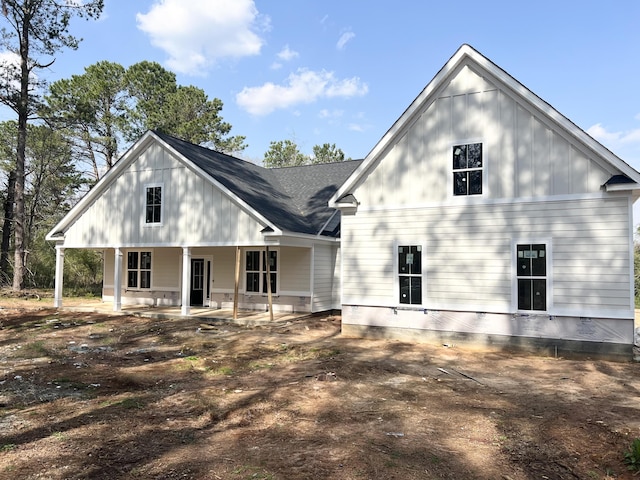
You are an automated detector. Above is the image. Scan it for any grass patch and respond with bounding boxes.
[0,444,16,452]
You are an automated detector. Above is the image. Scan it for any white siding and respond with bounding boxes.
[280,247,311,294]
[62,144,266,248]
[312,243,338,312]
[355,65,613,207]
[342,197,631,317]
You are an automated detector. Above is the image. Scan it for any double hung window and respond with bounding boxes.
[145,185,162,224]
[398,245,422,305]
[516,244,546,311]
[127,251,152,289]
[453,143,483,196]
[245,250,278,294]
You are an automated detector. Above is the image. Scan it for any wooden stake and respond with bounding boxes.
[266,246,274,321]
[233,246,240,320]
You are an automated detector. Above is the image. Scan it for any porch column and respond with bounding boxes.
[181,247,191,316]
[53,246,64,308]
[113,248,122,312]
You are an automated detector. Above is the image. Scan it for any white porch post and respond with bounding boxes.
[181,247,191,316]
[113,248,122,312]
[53,246,65,308]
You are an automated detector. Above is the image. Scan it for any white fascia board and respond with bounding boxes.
[603,182,640,193]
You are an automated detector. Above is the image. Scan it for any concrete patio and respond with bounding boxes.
[57,298,315,326]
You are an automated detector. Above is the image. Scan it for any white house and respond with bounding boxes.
[46,131,362,316]
[48,45,639,358]
[329,44,640,359]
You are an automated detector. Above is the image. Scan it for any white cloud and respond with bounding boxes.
[319,109,344,119]
[587,122,640,161]
[136,0,267,75]
[277,45,299,62]
[236,69,368,116]
[337,31,355,50]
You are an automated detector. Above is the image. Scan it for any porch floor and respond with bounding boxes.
[57,299,313,326]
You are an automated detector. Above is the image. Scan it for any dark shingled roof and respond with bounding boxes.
[154,131,362,237]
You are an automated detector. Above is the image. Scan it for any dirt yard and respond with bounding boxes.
[1,301,639,479]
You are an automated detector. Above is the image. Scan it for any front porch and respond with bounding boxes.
[56,297,315,326]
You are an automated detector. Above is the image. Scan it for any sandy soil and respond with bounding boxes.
[1,303,639,479]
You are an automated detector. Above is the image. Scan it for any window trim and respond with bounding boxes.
[450,140,485,198]
[244,248,279,295]
[143,182,164,227]
[512,239,552,313]
[393,241,426,307]
[126,249,153,290]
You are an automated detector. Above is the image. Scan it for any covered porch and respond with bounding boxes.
[55,296,316,326]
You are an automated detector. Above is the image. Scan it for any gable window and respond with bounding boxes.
[398,245,422,305]
[453,143,483,196]
[145,184,162,224]
[127,251,152,289]
[516,244,546,311]
[245,249,277,294]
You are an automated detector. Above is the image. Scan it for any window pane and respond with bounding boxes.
[409,246,422,275]
[269,251,277,271]
[532,279,546,310]
[128,271,138,288]
[469,171,482,195]
[262,272,277,294]
[153,205,161,223]
[146,187,155,205]
[517,279,531,310]
[153,187,161,204]
[410,277,422,305]
[531,244,546,276]
[140,252,152,270]
[517,245,531,276]
[127,252,138,270]
[246,272,259,292]
[468,143,482,168]
[398,246,409,274]
[140,271,151,289]
[453,172,467,195]
[453,145,467,169]
[246,251,260,271]
[399,276,410,304]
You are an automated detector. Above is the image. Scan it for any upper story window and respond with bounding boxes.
[145,184,162,224]
[453,143,483,196]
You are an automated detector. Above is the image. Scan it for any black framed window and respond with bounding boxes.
[127,251,152,289]
[453,143,483,196]
[245,250,277,294]
[145,185,162,224]
[398,245,422,305]
[516,244,546,311]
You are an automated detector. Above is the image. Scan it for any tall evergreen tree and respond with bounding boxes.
[0,0,103,290]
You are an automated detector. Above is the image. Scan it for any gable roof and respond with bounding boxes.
[47,130,362,242]
[330,44,640,206]
[155,131,362,236]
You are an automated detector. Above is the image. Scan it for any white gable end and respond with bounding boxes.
[60,141,267,248]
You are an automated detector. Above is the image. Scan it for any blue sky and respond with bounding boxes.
[27,0,638,170]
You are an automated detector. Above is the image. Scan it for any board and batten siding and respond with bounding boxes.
[354,65,613,208]
[61,143,266,248]
[341,196,632,318]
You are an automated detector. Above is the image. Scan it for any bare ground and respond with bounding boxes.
[1,301,639,479]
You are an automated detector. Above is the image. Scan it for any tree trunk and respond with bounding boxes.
[12,9,30,292]
[0,169,16,283]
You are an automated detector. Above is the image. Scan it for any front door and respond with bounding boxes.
[190,259,205,306]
